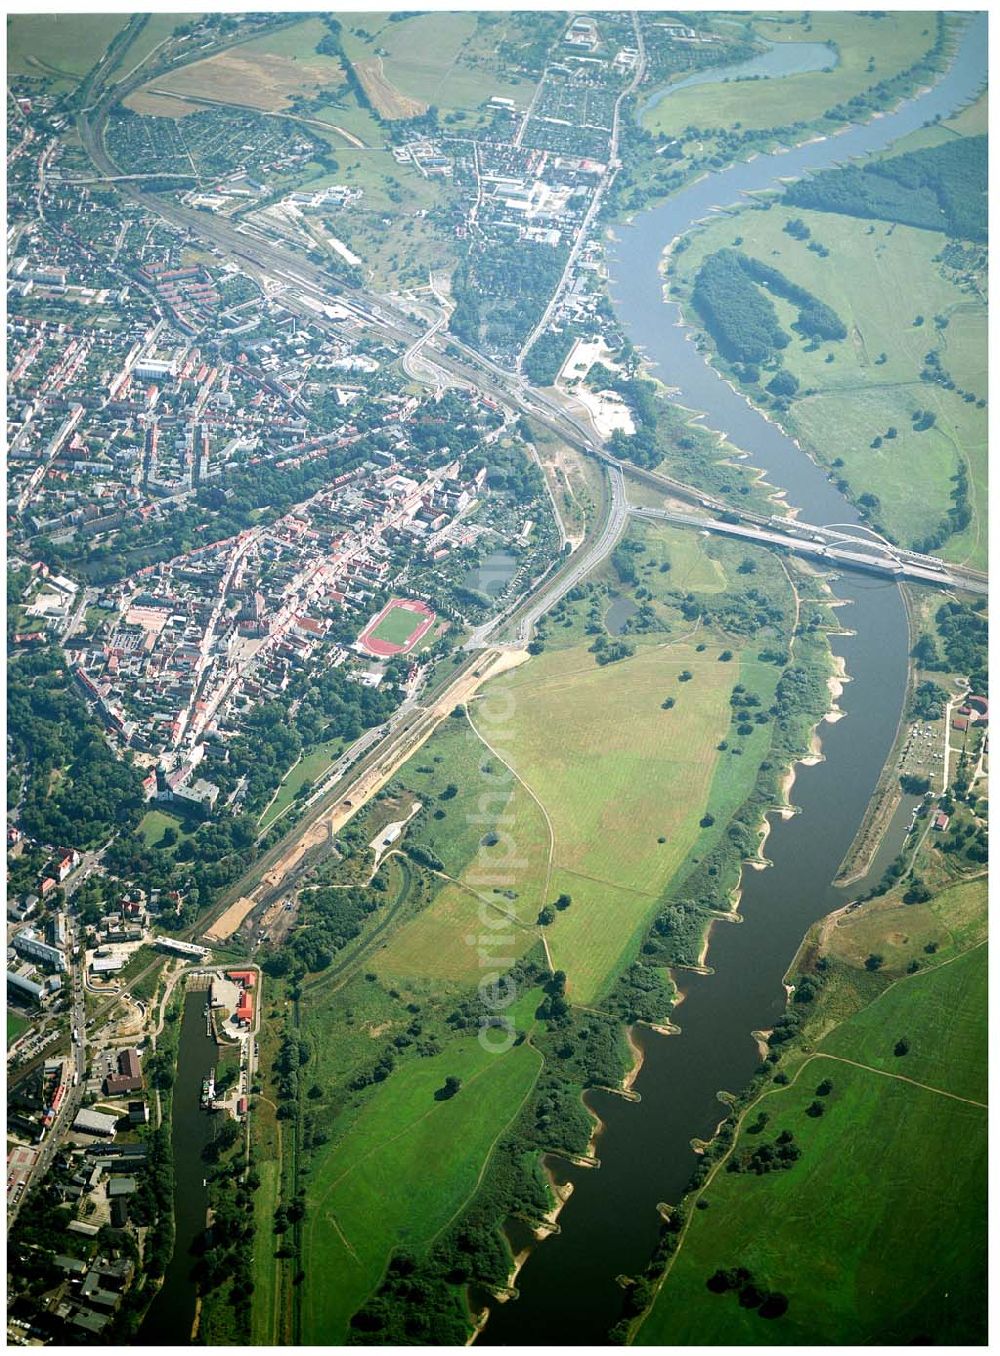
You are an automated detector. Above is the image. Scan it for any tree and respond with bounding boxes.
[894,1037,910,1057]
[554,893,572,911]
[537,905,555,926]
[864,953,884,972]
[436,1075,462,1101]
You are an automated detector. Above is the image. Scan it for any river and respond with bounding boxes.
[479,14,987,1346]
[137,989,218,1346]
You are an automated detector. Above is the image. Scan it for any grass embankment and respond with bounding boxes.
[259,736,346,830]
[635,879,987,1346]
[250,1094,283,1344]
[7,1011,30,1046]
[673,195,986,568]
[643,12,934,141]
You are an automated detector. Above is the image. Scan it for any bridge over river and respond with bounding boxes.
[630,504,988,596]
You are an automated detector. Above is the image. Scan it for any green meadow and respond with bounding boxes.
[7,14,128,82]
[637,929,987,1344]
[300,1004,542,1343]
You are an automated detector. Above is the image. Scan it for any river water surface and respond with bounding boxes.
[480,14,986,1346]
[137,990,218,1346]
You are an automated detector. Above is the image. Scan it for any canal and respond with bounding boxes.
[137,988,218,1346]
[479,13,986,1346]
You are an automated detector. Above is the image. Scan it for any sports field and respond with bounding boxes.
[300,1007,543,1342]
[7,1011,30,1047]
[676,204,987,568]
[358,598,436,658]
[643,12,935,140]
[637,942,987,1345]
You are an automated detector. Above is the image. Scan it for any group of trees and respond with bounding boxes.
[706,1267,790,1320]
[266,881,386,976]
[450,239,569,361]
[8,647,146,849]
[785,134,987,242]
[693,247,847,372]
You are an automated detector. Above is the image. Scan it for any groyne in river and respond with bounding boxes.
[479,15,987,1345]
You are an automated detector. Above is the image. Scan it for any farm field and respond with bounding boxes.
[299,1012,543,1343]
[637,942,987,1345]
[675,204,987,567]
[124,16,345,117]
[7,13,128,82]
[338,11,533,121]
[643,11,935,140]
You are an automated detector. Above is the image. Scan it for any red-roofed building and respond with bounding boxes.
[236,991,253,1027]
[227,970,256,988]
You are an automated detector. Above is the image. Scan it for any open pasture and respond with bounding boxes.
[7,14,128,82]
[485,640,742,999]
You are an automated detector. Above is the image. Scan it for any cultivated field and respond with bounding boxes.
[7,13,128,82]
[339,12,533,120]
[300,1011,542,1342]
[643,12,935,140]
[676,205,987,567]
[124,17,344,117]
[638,941,987,1345]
